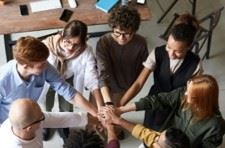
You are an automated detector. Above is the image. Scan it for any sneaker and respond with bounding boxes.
[58,128,70,140]
[43,128,51,141]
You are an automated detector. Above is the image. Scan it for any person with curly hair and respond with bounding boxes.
[95,5,149,139]
[95,5,148,114]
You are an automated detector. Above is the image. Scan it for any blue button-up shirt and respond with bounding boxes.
[0,60,76,123]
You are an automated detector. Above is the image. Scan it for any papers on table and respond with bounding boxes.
[30,0,62,13]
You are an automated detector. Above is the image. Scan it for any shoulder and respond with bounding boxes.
[98,33,112,43]
[0,60,16,82]
[186,51,200,61]
[42,34,60,51]
[168,87,186,100]
[155,45,166,53]
[44,62,59,75]
[77,45,95,60]
[132,34,147,44]
[84,45,94,54]
[210,112,225,129]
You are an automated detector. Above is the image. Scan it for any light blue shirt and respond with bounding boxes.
[0,60,76,123]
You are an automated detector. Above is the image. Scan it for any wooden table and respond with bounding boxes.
[0,0,150,61]
[0,0,150,34]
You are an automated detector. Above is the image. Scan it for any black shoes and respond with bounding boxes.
[58,128,70,141]
[43,128,51,141]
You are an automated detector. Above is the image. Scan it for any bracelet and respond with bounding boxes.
[104,102,114,106]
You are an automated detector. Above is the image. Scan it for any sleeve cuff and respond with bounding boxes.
[132,124,146,138]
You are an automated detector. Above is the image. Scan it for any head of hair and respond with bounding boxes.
[170,23,198,47]
[13,36,49,65]
[164,127,190,148]
[169,14,199,47]
[175,13,199,30]
[9,99,42,129]
[183,74,219,121]
[63,129,104,148]
[108,5,141,32]
[62,20,87,46]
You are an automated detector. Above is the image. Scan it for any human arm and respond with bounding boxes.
[106,124,119,143]
[70,92,97,117]
[101,86,112,103]
[45,63,97,117]
[84,47,104,108]
[101,107,159,147]
[134,87,184,111]
[118,87,185,115]
[132,124,160,147]
[100,106,135,132]
[91,88,104,109]
[119,49,156,106]
[95,36,113,103]
[42,111,88,128]
[119,67,152,106]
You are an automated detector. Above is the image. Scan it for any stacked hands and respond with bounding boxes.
[97,105,121,126]
[88,105,123,131]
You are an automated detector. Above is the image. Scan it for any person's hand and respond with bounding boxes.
[114,106,123,116]
[99,106,120,124]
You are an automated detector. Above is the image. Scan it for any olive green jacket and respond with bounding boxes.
[135,87,225,148]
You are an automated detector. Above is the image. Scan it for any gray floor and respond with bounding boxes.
[0,0,225,147]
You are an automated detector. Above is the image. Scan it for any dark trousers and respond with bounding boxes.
[45,76,74,112]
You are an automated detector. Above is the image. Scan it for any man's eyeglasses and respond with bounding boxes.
[113,30,133,38]
[22,114,45,129]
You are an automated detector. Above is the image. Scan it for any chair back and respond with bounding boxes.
[159,6,224,59]
[194,6,224,59]
[199,7,224,31]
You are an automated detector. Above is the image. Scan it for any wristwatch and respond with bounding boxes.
[104,102,114,106]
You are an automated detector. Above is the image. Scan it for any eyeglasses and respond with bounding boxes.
[62,39,81,50]
[22,114,45,129]
[113,30,133,38]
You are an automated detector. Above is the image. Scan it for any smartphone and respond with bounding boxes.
[59,9,73,22]
[19,5,29,16]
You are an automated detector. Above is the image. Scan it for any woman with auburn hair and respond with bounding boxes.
[118,74,225,147]
[183,75,219,121]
